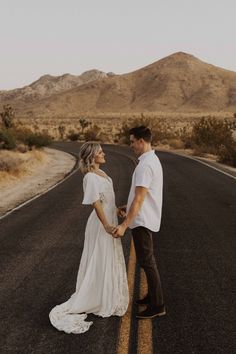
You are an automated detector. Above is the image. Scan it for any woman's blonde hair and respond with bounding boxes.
[79,141,101,174]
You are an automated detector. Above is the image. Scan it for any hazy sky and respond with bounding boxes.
[1,0,235,90]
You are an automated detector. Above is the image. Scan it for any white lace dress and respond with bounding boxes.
[49,172,129,334]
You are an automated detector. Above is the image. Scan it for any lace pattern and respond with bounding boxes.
[49,302,93,334]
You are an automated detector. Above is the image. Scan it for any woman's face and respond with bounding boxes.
[94,146,106,165]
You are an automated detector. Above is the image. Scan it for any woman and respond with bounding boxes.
[49,142,129,334]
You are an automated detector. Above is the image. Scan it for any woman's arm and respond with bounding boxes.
[93,200,115,235]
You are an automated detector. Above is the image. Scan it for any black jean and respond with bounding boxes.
[132,226,164,307]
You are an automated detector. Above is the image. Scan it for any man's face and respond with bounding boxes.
[129,134,144,156]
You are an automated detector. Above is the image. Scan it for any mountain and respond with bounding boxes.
[0,69,111,108]
[1,52,236,117]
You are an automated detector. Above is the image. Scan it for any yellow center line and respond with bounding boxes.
[117,240,136,354]
[137,270,153,354]
[117,240,153,354]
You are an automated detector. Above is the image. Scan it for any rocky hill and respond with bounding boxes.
[0,69,112,108]
[1,52,236,117]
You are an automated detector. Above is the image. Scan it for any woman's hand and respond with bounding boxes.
[112,223,127,238]
[104,224,116,235]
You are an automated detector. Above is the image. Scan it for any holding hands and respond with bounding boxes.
[112,224,127,238]
[113,205,128,238]
[104,224,117,235]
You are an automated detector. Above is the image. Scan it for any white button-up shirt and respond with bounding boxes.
[127,150,163,232]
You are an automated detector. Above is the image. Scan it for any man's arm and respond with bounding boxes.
[117,204,127,218]
[113,187,148,237]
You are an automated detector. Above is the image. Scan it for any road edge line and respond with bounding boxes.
[165,150,236,180]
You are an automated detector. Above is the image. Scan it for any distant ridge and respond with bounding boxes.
[0,69,111,107]
[1,52,236,116]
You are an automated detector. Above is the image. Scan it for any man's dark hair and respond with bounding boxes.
[129,125,152,142]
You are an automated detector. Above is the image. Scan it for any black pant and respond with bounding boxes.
[132,226,164,307]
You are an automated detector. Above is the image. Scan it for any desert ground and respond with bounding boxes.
[0,147,76,216]
[14,112,236,143]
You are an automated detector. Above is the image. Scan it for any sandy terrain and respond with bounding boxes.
[0,148,76,217]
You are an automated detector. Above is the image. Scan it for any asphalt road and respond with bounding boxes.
[0,143,235,354]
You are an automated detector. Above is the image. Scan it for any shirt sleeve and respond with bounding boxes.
[82,173,100,205]
[134,164,153,189]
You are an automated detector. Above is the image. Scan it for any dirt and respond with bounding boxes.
[0,147,76,217]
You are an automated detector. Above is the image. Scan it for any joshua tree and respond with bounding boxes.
[79,118,89,133]
[58,125,65,140]
[0,104,15,128]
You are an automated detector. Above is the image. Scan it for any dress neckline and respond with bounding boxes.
[91,170,111,182]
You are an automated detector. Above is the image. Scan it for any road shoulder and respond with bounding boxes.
[0,147,76,217]
[156,148,236,179]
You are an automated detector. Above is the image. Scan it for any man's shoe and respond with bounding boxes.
[136,304,166,319]
[135,294,151,305]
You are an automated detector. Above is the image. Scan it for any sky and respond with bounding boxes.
[0,0,236,90]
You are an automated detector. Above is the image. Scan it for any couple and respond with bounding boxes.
[49,126,165,334]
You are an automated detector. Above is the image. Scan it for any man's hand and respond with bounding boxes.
[112,223,127,238]
[117,206,126,218]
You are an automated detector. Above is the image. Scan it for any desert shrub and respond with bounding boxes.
[79,118,90,133]
[189,117,236,165]
[179,126,194,149]
[12,127,32,141]
[0,129,16,150]
[67,132,80,141]
[217,144,236,167]
[0,105,15,129]
[151,119,176,144]
[84,125,101,141]
[118,122,132,144]
[11,128,52,149]
[98,132,113,143]
[0,154,20,172]
[118,117,175,145]
[191,117,235,154]
[16,143,29,153]
[168,138,185,149]
[22,132,52,149]
[58,125,66,140]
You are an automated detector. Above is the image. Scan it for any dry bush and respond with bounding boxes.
[186,117,236,165]
[217,144,236,167]
[84,125,101,141]
[190,117,236,155]
[0,129,17,149]
[179,125,193,148]
[14,128,52,149]
[13,115,236,168]
[16,143,29,153]
[0,151,22,173]
[98,132,114,143]
[168,138,185,149]
[67,132,80,141]
[117,116,177,145]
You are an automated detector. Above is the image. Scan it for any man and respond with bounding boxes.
[113,126,165,319]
